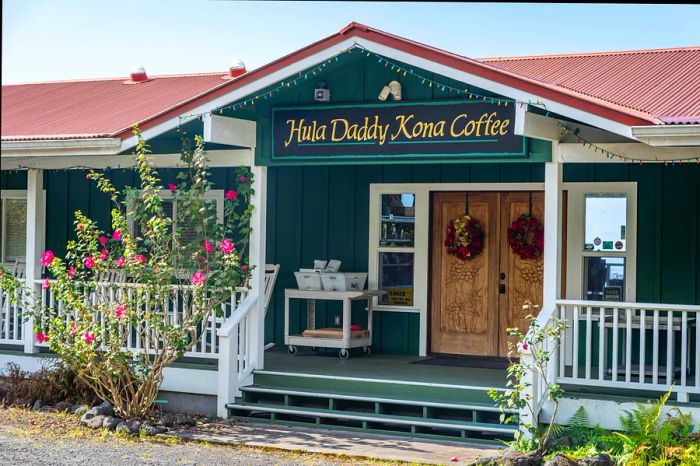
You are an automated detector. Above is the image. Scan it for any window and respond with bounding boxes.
[129,190,224,245]
[566,183,636,303]
[373,192,416,307]
[0,192,27,263]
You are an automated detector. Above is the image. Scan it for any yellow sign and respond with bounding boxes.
[387,288,413,306]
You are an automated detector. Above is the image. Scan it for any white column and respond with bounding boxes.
[248,162,267,371]
[24,168,44,353]
[542,144,562,314]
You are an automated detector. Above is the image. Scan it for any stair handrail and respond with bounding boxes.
[218,293,258,337]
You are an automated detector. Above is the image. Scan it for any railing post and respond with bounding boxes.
[519,349,536,441]
[216,330,235,418]
[248,163,267,371]
[24,168,44,354]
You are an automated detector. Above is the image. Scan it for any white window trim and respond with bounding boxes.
[563,182,637,303]
[127,189,225,234]
[0,189,46,263]
[369,182,544,357]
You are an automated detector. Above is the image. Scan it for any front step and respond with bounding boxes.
[227,371,517,444]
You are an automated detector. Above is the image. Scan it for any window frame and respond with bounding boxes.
[127,189,225,239]
[564,182,637,303]
[0,190,28,264]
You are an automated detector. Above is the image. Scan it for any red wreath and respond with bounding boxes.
[507,214,544,260]
[444,215,485,261]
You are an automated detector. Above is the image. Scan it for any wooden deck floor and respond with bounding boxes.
[261,348,508,389]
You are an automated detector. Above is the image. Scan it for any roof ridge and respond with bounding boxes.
[3,71,228,86]
[478,45,700,62]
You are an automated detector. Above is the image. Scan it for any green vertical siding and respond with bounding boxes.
[0,170,27,189]
[564,163,700,305]
[265,162,546,355]
[41,168,244,260]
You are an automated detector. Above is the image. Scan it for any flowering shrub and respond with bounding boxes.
[488,302,568,452]
[0,126,253,418]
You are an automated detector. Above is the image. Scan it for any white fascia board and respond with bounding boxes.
[0,149,253,170]
[119,37,359,152]
[631,124,700,146]
[360,39,636,140]
[119,37,638,153]
[203,114,257,148]
[1,138,122,157]
[515,106,562,141]
[560,142,700,163]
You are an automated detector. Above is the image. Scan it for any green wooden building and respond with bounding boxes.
[2,23,699,442]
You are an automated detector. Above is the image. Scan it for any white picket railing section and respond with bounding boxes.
[556,300,700,402]
[32,280,248,359]
[0,286,24,345]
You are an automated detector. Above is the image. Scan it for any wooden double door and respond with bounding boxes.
[430,192,544,358]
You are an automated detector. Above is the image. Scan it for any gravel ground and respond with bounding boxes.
[0,427,363,466]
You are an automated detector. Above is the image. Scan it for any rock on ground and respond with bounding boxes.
[85,414,106,429]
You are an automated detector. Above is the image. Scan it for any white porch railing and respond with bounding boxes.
[524,299,700,429]
[28,280,248,359]
[556,299,700,402]
[0,286,25,345]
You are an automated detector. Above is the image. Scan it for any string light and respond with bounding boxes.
[173,41,699,165]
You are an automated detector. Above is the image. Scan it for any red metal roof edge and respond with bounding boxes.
[3,71,229,87]
[478,45,700,62]
[111,22,654,140]
[1,133,112,142]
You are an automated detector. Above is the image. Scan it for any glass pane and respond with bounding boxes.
[378,252,414,306]
[4,199,27,261]
[380,193,415,247]
[584,193,627,252]
[584,256,625,301]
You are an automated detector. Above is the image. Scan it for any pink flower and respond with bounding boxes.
[114,303,127,319]
[84,257,95,269]
[133,254,146,265]
[42,277,50,290]
[168,183,177,193]
[41,250,55,267]
[36,331,49,344]
[203,239,213,254]
[68,266,76,278]
[225,190,237,200]
[99,236,108,247]
[85,173,91,180]
[191,272,206,287]
[0,270,3,278]
[239,175,247,183]
[219,238,234,254]
[241,265,247,272]
[70,323,78,335]
[521,342,529,351]
[100,249,108,260]
[78,224,84,230]
[116,257,125,268]
[112,229,122,241]
[84,331,95,343]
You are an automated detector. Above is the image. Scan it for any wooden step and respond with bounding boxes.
[227,402,517,435]
[241,385,515,413]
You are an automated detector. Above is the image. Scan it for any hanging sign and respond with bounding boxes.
[272,100,527,162]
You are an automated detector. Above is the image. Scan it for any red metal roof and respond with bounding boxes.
[2,72,234,141]
[479,47,700,125]
[2,23,698,143]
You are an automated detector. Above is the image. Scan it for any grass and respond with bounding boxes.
[0,406,428,465]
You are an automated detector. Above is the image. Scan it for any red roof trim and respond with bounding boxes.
[115,22,653,140]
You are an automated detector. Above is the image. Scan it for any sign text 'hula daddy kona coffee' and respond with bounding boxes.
[272,101,526,161]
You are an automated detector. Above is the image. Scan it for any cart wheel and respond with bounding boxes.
[339,348,350,359]
[288,345,298,356]
[363,346,372,356]
[311,346,320,353]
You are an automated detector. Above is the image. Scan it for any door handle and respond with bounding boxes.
[499,284,506,294]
